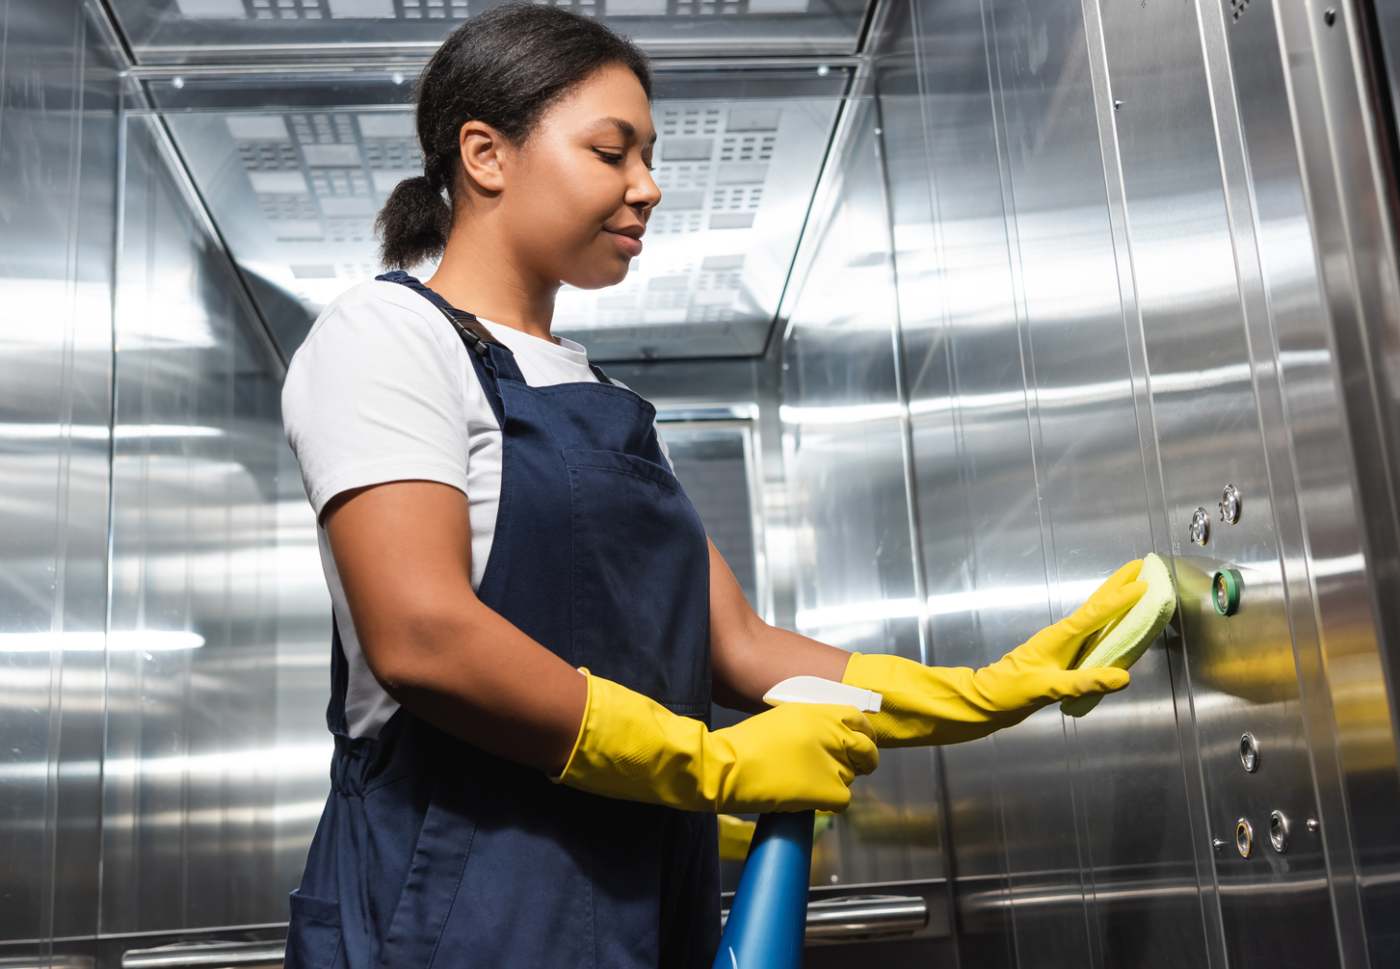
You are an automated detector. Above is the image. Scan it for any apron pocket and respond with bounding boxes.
[562,447,711,717]
[376,773,481,969]
[563,447,680,491]
[286,889,345,969]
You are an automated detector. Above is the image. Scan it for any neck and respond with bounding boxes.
[423,218,561,344]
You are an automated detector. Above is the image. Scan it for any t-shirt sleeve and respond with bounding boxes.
[282,296,470,520]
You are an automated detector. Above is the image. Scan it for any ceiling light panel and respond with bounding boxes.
[112,0,871,64]
[154,68,848,360]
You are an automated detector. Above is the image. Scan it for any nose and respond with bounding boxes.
[633,168,661,210]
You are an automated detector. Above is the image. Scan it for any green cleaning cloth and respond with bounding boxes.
[1061,553,1178,717]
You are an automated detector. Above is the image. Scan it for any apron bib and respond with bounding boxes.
[284,270,719,969]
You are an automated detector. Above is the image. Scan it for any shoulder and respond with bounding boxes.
[282,279,473,424]
[291,278,464,369]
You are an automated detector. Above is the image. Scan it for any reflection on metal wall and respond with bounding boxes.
[770,0,1400,967]
[0,0,329,952]
[661,420,764,611]
[888,0,1213,963]
[101,113,329,933]
[6,0,1400,962]
[1097,1,1342,963]
[778,87,949,896]
[0,0,119,956]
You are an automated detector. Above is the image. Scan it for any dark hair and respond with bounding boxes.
[374,2,653,270]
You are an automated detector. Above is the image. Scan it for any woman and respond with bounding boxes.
[280,4,1143,967]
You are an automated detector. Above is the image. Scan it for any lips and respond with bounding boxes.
[605,229,643,255]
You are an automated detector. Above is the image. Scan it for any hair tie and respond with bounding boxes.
[425,156,450,193]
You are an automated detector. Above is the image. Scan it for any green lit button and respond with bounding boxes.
[1212,568,1243,616]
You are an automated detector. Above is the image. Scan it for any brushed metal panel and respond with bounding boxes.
[865,0,966,957]
[101,114,330,934]
[1197,2,1396,966]
[1267,1,1400,963]
[897,3,1018,965]
[49,9,122,944]
[1078,4,1233,966]
[0,0,118,954]
[1100,1,1344,966]
[779,92,948,893]
[982,2,1214,966]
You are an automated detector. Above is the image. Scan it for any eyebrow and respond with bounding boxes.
[593,116,658,146]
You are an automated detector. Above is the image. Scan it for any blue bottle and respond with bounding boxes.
[711,676,882,969]
[713,811,815,969]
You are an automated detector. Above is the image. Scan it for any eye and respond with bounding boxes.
[595,149,656,172]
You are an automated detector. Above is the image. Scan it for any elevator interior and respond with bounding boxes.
[5,0,1400,967]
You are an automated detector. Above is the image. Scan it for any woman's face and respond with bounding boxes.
[501,62,661,291]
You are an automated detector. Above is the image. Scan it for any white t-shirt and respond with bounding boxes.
[281,278,672,739]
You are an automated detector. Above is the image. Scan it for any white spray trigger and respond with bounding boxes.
[761,675,882,713]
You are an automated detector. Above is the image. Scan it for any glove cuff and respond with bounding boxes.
[549,665,593,784]
[840,650,879,687]
[551,669,722,812]
[841,650,924,693]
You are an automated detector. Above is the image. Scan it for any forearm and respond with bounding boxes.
[712,619,854,713]
[371,601,587,776]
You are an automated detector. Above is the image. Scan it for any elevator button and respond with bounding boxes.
[1269,810,1290,853]
[1235,818,1254,858]
[1213,569,1242,616]
[1189,507,1211,546]
[1218,484,1242,524]
[1239,732,1259,772]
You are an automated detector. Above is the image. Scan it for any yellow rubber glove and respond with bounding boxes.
[841,560,1146,746]
[552,668,879,813]
[716,810,838,861]
[718,814,757,861]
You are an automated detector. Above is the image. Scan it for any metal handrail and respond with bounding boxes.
[798,894,930,941]
[123,942,284,968]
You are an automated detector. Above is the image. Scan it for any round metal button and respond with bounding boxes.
[1239,732,1259,773]
[1235,818,1254,858]
[1213,569,1243,616]
[1189,507,1211,546]
[1269,810,1290,853]
[1219,484,1242,524]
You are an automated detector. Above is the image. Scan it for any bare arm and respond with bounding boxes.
[706,538,853,713]
[323,479,585,775]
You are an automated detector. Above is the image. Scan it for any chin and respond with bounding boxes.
[567,262,632,290]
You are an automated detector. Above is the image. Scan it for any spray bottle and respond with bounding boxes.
[711,675,883,969]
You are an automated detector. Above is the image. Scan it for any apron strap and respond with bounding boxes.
[375,271,524,425]
[375,270,498,347]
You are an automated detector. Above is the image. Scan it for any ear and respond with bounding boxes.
[458,119,507,193]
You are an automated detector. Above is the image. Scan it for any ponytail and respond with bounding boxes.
[374,174,452,270]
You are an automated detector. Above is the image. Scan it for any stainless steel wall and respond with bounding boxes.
[1,0,329,958]
[6,0,1399,964]
[770,1,1400,968]
[776,87,949,895]
[0,0,119,957]
[101,112,329,934]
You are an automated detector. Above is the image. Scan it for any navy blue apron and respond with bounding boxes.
[284,270,719,969]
